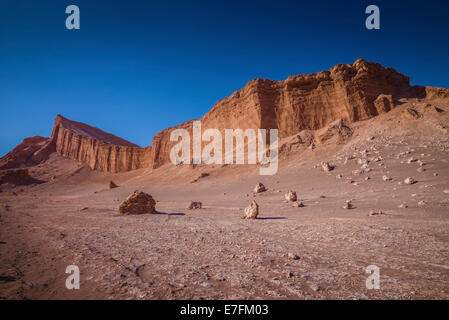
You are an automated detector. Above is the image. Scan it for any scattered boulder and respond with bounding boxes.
[292,201,304,208]
[109,181,119,189]
[285,190,297,202]
[404,177,416,185]
[254,182,267,193]
[243,200,259,219]
[187,201,202,210]
[287,253,300,260]
[321,162,334,172]
[417,167,425,173]
[369,210,384,216]
[118,191,156,215]
[342,200,353,210]
[382,175,392,181]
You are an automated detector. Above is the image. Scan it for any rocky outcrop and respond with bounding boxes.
[0,169,35,185]
[0,137,55,170]
[3,59,447,173]
[149,58,437,168]
[187,201,202,210]
[50,115,153,173]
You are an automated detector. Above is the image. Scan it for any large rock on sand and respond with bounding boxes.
[243,200,259,219]
[118,191,156,215]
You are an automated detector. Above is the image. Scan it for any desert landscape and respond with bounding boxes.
[1,59,449,300]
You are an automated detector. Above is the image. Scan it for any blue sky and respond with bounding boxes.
[1,0,448,156]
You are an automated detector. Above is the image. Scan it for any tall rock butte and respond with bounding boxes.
[1,58,448,173]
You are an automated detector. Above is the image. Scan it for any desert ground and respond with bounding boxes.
[1,99,449,300]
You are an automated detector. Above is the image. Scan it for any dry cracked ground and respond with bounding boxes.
[1,129,449,300]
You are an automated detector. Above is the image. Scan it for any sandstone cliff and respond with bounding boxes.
[150,58,446,168]
[50,115,153,173]
[2,58,448,173]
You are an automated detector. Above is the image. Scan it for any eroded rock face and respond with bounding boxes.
[150,58,424,168]
[318,119,353,143]
[51,115,153,173]
[118,191,156,215]
[243,200,259,219]
[3,59,447,173]
[0,137,55,170]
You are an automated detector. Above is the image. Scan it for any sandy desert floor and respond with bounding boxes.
[1,102,449,300]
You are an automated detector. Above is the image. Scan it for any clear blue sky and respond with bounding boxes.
[1,0,448,156]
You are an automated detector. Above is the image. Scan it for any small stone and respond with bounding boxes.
[242,200,259,219]
[292,201,304,208]
[285,190,297,202]
[187,201,202,210]
[321,162,334,172]
[310,284,321,292]
[369,210,384,216]
[109,181,119,189]
[342,200,353,210]
[443,190,449,194]
[287,253,300,260]
[382,175,392,181]
[399,203,408,209]
[254,182,266,193]
[417,167,425,173]
[404,177,416,185]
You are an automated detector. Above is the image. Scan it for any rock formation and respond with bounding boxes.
[118,191,156,215]
[0,169,35,185]
[254,182,267,193]
[0,137,54,170]
[187,201,202,210]
[2,58,448,173]
[243,200,259,219]
[50,115,153,173]
[285,190,297,202]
